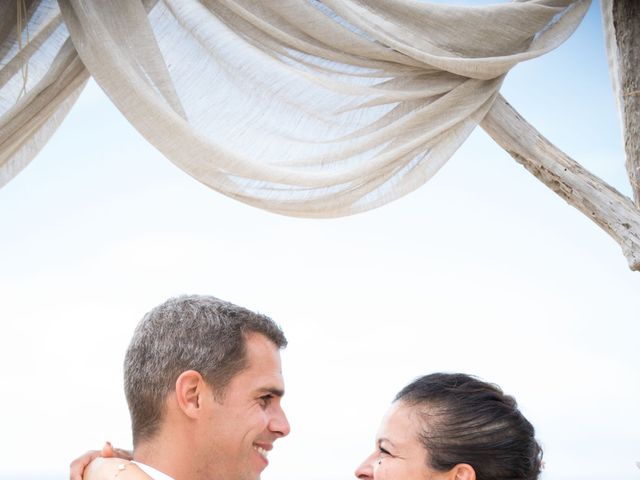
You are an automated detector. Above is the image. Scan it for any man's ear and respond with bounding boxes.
[450,463,475,480]
[175,370,207,418]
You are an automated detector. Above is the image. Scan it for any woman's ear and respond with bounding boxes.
[450,463,475,480]
[175,370,206,418]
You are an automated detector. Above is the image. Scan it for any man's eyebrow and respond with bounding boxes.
[258,387,285,397]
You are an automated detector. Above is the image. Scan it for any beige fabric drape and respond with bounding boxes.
[0,0,88,187]
[1,0,590,216]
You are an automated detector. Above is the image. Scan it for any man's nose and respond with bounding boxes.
[354,455,374,479]
[270,404,291,437]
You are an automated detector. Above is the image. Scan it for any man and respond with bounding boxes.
[70,295,290,480]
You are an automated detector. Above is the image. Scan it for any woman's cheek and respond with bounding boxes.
[373,459,389,479]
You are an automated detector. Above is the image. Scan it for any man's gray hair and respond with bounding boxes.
[124,294,287,445]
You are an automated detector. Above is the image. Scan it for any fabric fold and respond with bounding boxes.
[2,0,591,216]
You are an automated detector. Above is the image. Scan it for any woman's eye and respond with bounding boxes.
[378,446,391,456]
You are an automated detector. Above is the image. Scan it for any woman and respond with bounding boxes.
[355,373,542,480]
[79,373,543,480]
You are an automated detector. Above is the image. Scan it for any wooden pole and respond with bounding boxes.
[481,95,640,271]
[603,0,640,205]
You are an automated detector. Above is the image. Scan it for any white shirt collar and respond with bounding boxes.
[132,461,175,480]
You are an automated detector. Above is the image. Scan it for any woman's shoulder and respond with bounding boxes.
[85,458,152,480]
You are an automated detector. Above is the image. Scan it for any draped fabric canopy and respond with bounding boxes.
[1,0,591,216]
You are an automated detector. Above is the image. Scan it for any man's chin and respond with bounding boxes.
[245,460,267,480]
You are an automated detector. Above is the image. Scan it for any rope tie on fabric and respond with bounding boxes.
[16,0,30,99]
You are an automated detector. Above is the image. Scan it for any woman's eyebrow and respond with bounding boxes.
[377,437,396,448]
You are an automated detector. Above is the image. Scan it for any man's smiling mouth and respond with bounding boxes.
[253,445,269,459]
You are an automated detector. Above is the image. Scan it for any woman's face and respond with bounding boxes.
[355,401,449,480]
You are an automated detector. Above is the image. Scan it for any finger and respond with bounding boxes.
[113,448,134,460]
[101,442,115,457]
[101,442,133,461]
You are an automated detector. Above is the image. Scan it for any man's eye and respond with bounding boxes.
[259,394,273,407]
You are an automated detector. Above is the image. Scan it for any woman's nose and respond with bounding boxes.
[355,455,374,479]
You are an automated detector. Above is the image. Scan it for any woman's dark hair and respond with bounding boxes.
[395,373,542,480]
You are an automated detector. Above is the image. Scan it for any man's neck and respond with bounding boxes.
[133,434,193,480]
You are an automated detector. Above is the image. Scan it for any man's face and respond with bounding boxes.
[199,333,290,480]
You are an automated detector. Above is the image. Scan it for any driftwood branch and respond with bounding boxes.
[481,95,640,271]
[604,0,640,206]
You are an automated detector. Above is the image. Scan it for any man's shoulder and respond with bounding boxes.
[85,458,155,480]
[132,461,175,480]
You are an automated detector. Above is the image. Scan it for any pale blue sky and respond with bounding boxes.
[0,2,638,480]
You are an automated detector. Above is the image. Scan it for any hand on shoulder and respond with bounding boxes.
[85,458,151,480]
